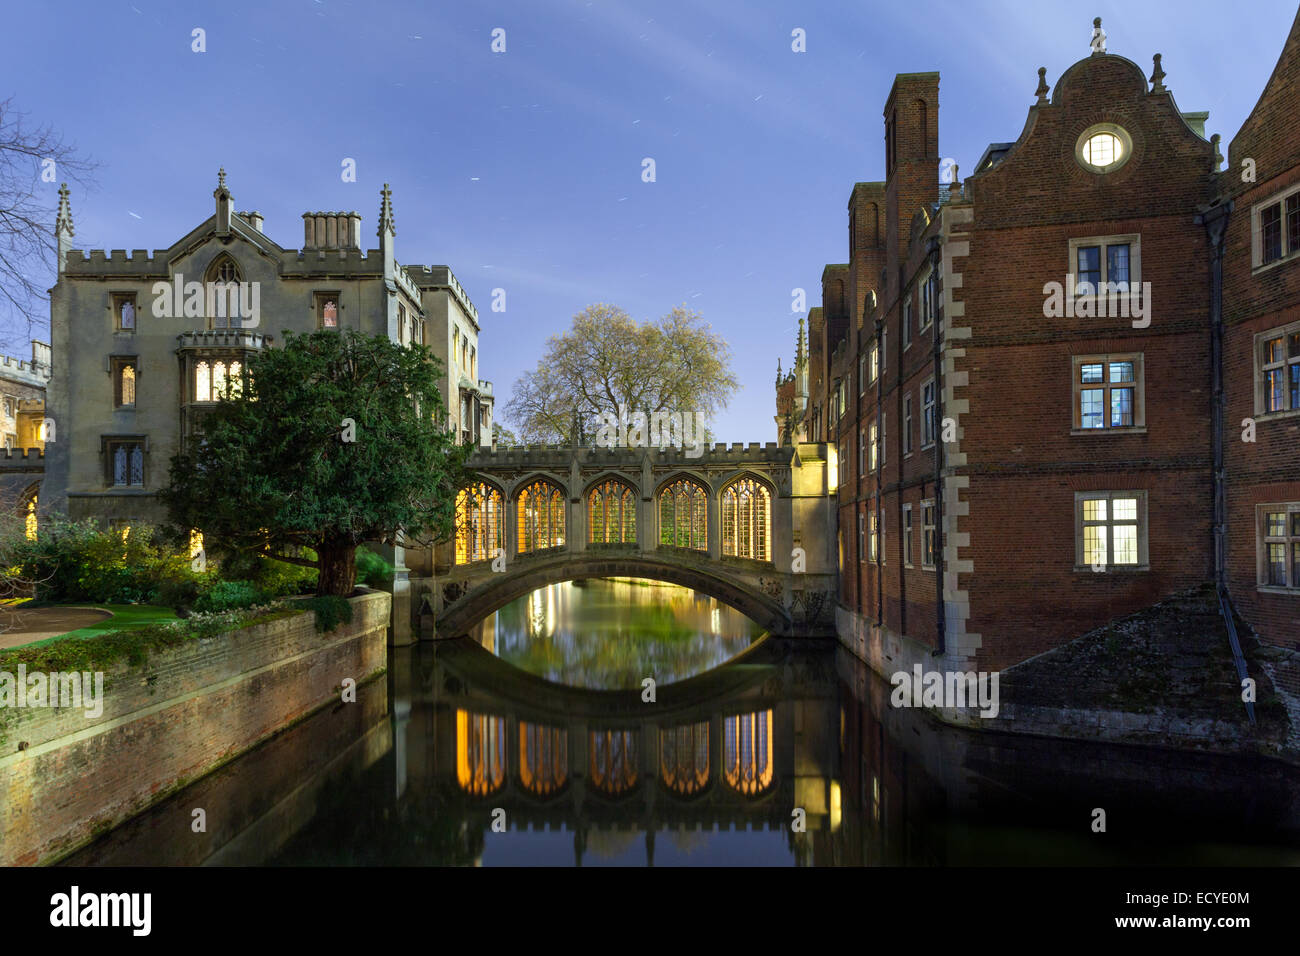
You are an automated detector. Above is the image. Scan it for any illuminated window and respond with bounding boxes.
[456,482,503,564]
[316,293,340,329]
[660,722,709,796]
[1076,491,1148,570]
[1256,323,1300,415]
[519,721,567,797]
[456,710,506,797]
[1076,124,1132,174]
[194,359,243,402]
[1073,354,1143,430]
[588,478,636,545]
[723,710,773,795]
[720,477,770,561]
[1252,186,1300,268]
[589,728,638,796]
[658,477,707,551]
[112,358,137,408]
[921,499,936,569]
[1259,505,1300,591]
[516,479,565,553]
[23,490,37,540]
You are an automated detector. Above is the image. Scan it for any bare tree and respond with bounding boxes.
[0,97,98,350]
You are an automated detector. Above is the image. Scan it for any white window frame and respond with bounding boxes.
[919,268,935,332]
[921,377,936,449]
[903,393,913,456]
[858,425,866,475]
[858,353,866,396]
[868,419,878,472]
[1067,234,1141,301]
[1251,182,1300,272]
[903,504,914,567]
[1071,353,1145,434]
[868,509,878,562]
[1073,490,1149,572]
[859,510,866,561]
[1257,503,1300,593]
[1253,320,1300,418]
[902,296,913,349]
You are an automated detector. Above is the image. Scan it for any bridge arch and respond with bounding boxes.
[581,469,640,497]
[435,553,791,639]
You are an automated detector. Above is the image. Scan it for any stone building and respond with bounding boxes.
[0,340,51,526]
[780,16,1300,671]
[38,174,492,640]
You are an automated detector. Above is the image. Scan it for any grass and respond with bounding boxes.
[13,604,180,650]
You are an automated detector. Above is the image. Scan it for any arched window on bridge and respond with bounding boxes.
[588,478,636,545]
[660,721,710,796]
[519,721,568,798]
[516,479,565,553]
[658,478,708,551]
[455,481,503,564]
[723,710,774,796]
[721,478,771,561]
[456,709,507,797]
[589,728,638,796]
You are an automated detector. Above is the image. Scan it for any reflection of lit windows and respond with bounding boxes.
[723,710,773,795]
[721,478,771,561]
[589,728,638,795]
[659,477,707,550]
[516,479,565,553]
[455,482,503,564]
[519,722,567,797]
[456,710,506,796]
[588,478,636,544]
[660,722,709,796]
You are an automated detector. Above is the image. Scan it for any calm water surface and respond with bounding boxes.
[67,578,1300,866]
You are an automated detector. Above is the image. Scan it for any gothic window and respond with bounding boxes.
[519,722,567,797]
[516,479,565,553]
[113,359,137,407]
[720,477,771,561]
[316,293,340,329]
[588,478,636,545]
[455,481,503,564]
[723,710,773,796]
[660,722,710,796]
[112,294,136,332]
[455,710,506,797]
[106,439,145,487]
[194,359,243,402]
[589,728,638,796]
[658,477,707,551]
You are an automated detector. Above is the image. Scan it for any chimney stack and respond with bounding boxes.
[302,211,362,250]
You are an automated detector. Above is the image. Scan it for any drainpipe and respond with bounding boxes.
[1197,199,1254,725]
[874,316,884,627]
[927,237,945,656]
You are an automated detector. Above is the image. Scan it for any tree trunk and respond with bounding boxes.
[316,540,358,596]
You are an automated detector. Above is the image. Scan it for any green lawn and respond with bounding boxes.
[19,604,180,649]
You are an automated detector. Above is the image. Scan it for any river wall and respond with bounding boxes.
[0,590,389,865]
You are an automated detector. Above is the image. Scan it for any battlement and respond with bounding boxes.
[470,441,794,467]
[65,248,167,276]
[0,448,45,463]
[405,265,479,323]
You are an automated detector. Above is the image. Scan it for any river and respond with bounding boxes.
[65,578,1300,866]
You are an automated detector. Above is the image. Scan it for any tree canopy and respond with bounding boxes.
[504,304,739,444]
[161,329,470,596]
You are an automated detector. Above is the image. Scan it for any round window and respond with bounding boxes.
[1076,124,1132,173]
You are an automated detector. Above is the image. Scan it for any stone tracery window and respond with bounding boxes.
[516,479,565,553]
[455,709,506,797]
[723,710,774,796]
[455,481,503,564]
[720,477,771,561]
[519,721,567,797]
[588,478,636,544]
[660,722,709,796]
[589,728,638,796]
[658,477,707,551]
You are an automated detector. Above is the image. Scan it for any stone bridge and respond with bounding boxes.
[422,442,838,639]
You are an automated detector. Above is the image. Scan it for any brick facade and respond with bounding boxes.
[783,14,1300,669]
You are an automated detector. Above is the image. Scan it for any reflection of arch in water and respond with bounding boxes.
[519,721,567,798]
[660,721,710,797]
[589,728,638,797]
[456,709,507,797]
[723,710,774,796]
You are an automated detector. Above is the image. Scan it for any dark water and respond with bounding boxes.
[66,579,1300,866]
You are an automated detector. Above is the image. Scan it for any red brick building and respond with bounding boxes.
[780,16,1300,673]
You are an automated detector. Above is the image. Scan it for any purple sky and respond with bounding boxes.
[3,0,1293,439]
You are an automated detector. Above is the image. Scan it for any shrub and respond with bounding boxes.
[355,546,393,588]
[300,594,354,633]
[253,552,318,597]
[193,579,264,613]
[11,519,191,605]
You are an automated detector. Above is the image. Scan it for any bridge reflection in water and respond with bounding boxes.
[65,592,1300,866]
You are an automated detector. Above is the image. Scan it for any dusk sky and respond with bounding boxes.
[5,0,1294,440]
